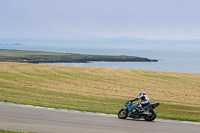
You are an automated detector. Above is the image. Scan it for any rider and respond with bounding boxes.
[131,92,150,113]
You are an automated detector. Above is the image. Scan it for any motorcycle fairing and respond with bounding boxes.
[143,103,160,109]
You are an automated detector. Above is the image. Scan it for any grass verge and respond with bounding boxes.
[0,129,30,133]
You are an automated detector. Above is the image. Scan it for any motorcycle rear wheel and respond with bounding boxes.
[144,110,157,121]
[118,109,128,119]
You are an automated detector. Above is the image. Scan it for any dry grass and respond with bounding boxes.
[0,62,200,121]
[1,62,199,106]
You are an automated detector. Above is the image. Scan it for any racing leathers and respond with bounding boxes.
[131,94,150,112]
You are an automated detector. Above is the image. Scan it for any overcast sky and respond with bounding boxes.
[0,0,200,40]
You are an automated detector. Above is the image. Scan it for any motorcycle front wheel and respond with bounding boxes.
[118,109,128,119]
[144,109,157,121]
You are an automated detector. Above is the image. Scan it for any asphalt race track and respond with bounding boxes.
[0,102,199,133]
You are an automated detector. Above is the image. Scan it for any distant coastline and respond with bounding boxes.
[0,43,21,45]
[0,49,158,63]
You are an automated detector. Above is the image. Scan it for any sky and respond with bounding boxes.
[0,0,200,40]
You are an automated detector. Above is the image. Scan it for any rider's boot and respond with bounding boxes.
[137,103,144,112]
[138,107,144,112]
[140,108,151,115]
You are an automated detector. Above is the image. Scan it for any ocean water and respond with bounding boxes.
[1,43,200,74]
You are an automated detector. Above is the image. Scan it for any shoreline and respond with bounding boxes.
[0,49,158,63]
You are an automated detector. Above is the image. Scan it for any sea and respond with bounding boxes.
[1,43,200,74]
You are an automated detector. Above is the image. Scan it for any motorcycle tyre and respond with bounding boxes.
[118,109,128,119]
[144,110,157,121]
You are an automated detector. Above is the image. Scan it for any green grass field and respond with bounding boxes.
[0,62,200,122]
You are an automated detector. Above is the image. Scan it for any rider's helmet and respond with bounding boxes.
[139,92,146,97]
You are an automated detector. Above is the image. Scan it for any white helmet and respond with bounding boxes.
[139,92,146,97]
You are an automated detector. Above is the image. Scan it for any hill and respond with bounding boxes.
[0,62,199,121]
[1,37,200,46]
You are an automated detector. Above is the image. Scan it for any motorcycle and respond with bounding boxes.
[118,100,159,121]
